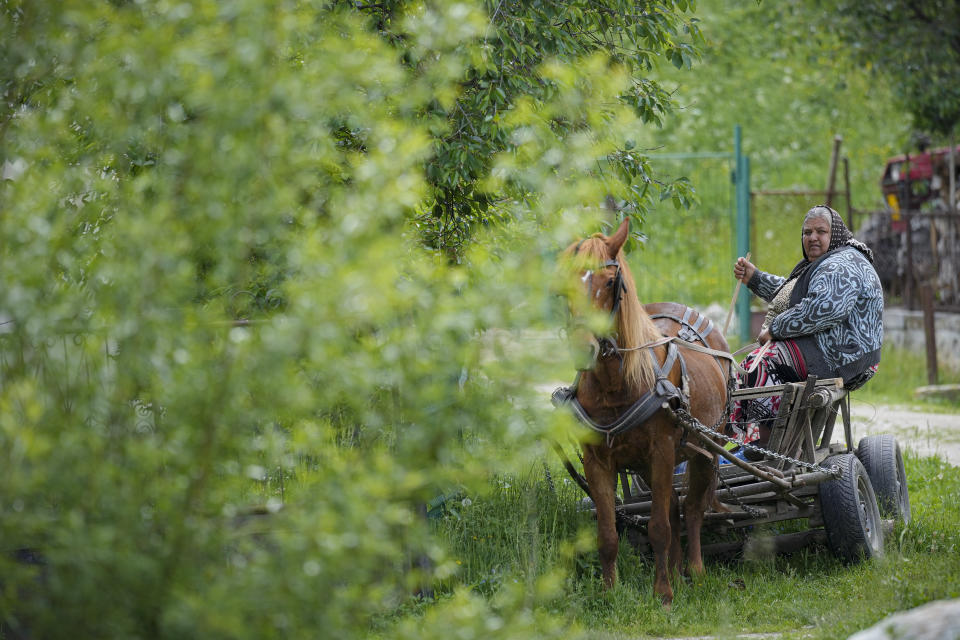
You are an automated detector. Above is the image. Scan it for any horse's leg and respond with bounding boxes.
[683,455,716,577]
[583,449,619,589]
[648,436,677,608]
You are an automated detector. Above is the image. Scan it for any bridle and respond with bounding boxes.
[579,258,628,363]
[581,258,627,316]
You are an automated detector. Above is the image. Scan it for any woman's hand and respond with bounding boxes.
[758,327,771,345]
[733,256,756,283]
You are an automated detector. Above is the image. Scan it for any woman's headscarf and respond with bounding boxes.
[784,204,874,282]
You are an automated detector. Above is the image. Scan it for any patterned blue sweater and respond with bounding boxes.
[747,247,883,379]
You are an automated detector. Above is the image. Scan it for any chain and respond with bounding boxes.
[673,406,839,475]
[615,511,647,530]
[610,403,836,529]
[715,470,765,519]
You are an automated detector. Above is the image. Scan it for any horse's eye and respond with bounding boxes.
[605,278,615,288]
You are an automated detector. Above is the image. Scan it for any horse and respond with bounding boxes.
[559,219,732,608]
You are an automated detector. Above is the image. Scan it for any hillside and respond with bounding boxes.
[626,1,920,308]
[643,1,914,212]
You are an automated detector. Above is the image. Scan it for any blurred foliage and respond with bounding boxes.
[0,0,706,637]
[817,0,960,138]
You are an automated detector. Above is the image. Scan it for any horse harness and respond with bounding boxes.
[649,306,737,382]
[648,306,715,345]
[553,285,747,445]
[552,337,690,447]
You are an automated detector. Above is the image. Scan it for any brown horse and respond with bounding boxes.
[561,219,731,607]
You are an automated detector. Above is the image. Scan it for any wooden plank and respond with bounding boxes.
[818,400,840,448]
[730,385,792,401]
[766,384,798,455]
[718,465,785,483]
[780,416,806,470]
[730,377,842,400]
[778,378,819,468]
[629,472,650,493]
[840,394,853,451]
[619,472,632,500]
[780,490,809,509]
[801,412,816,463]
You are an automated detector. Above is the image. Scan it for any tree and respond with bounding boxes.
[633,1,913,209]
[342,0,706,258]
[822,0,960,208]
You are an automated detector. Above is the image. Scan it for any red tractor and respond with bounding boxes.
[880,144,960,224]
[862,144,960,305]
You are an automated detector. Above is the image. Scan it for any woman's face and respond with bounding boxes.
[802,214,831,260]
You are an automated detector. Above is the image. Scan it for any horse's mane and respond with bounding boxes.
[568,235,662,393]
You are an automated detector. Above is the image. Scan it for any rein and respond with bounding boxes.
[604,335,751,376]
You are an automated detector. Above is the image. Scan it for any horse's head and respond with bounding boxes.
[568,219,630,317]
[560,219,659,389]
[560,219,631,367]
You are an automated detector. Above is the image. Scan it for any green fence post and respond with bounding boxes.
[734,125,751,343]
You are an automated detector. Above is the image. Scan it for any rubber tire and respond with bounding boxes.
[819,454,884,563]
[856,434,911,524]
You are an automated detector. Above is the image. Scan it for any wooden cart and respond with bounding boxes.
[576,376,911,562]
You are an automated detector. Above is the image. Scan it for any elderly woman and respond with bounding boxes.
[731,204,883,446]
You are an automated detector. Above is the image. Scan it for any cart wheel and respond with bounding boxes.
[856,434,911,524]
[818,454,884,563]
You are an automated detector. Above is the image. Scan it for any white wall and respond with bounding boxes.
[883,308,960,371]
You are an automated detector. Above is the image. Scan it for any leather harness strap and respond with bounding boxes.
[552,341,688,446]
[648,309,715,345]
[670,337,749,376]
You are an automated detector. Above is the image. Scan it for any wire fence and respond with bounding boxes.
[632,154,736,312]
[750,192,819,285]
[858,208,960,309]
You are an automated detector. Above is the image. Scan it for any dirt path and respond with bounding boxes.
[848,402,960,465]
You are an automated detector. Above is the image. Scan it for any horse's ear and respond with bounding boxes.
[606,218,629,256]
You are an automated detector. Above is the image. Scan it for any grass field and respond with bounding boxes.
[380,336,960,638]
[415,452,959,639]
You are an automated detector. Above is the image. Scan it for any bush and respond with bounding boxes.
[0,1,701,636]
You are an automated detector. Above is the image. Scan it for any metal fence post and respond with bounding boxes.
[734,125,752,342]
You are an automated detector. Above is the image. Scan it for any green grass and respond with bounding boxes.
[416,453,960,639]
[855,345,960,412]
[377,314,960,638]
